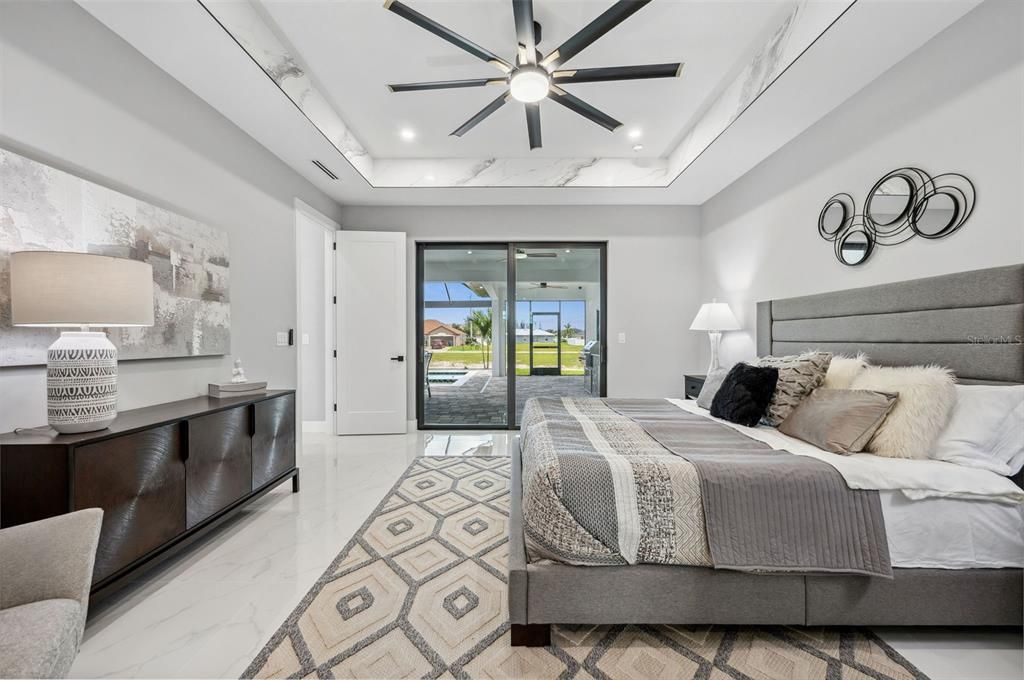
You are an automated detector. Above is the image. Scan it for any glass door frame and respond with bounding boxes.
[527,311,561,376]
[416,241,607,430]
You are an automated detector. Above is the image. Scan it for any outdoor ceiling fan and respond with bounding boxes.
[499,249,558,261]
[526,282,569,289]
[383,0,683,150]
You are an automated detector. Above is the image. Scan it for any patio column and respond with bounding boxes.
[490,284,505,377]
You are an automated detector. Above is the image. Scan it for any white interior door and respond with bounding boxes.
[335,231,407,435]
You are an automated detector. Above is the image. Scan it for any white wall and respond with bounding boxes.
[698,0,1024,368]
[338,205,704,417]
[0,1,343,432]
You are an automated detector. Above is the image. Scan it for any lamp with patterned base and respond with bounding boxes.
[11,251,154,433]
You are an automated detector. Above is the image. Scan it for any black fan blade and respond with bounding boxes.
[512,0,537,65]
[540,0,652,70]
[525,102,542,150]
[385,0,512,72]
[388,78,505,92]
[451,91,511,137]
[548,87,622,132]
[552,63,683,84]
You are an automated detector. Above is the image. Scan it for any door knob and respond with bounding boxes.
[390,355,405,362]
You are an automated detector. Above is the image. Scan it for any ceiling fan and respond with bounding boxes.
[500,249,559,261]
[525,282,569,289]
[383,0,682,150]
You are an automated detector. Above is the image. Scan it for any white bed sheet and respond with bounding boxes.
[669,399,1024,504]
[669,399,1024,569]
[879,490,1024,568]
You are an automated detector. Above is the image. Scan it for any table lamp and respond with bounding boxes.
[689,299,740,374]
[11,251,154,433]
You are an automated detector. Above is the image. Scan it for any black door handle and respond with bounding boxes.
[390,355,405,362]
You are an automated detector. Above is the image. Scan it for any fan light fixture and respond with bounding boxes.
[383,0,683,151]
[510,67,550,103]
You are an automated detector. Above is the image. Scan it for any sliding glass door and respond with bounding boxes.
[513,245,604,426]
[418,245,509,428]
[417,242,605,429]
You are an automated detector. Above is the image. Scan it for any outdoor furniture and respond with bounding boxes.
[424,350,433,398]
[0,509,103,679]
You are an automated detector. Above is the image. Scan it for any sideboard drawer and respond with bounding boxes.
[252,392,296,489]
[74,425,186,582]
[186,407,252,528]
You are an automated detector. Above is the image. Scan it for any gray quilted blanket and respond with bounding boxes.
[520,397,892,577]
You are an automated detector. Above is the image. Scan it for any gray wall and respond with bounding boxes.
[338,205,704,418]
[698,0,1024,368]
[0,1,343,432]
[297,212,331,423]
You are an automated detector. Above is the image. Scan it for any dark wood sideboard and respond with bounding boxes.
[0,390,297,599]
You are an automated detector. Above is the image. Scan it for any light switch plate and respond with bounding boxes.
[302,333,310,345]
[276,332,289,347]
[618,332,626,344]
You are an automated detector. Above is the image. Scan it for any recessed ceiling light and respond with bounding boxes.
[632,144,644,152]
[399,127,416,141]
[467,250,473,254]
[564,249,572,253]
[628,128,642,140]
[424,174,435,182]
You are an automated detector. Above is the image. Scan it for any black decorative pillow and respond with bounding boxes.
[710,363,780,427]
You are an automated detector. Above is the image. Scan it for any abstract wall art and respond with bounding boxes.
[0,148,231,366]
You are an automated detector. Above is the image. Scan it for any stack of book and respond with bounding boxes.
[208,381,267,398]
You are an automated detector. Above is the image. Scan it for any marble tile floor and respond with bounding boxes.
[71,431,1022,679]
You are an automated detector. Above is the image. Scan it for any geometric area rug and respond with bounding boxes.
[243,456,928,679]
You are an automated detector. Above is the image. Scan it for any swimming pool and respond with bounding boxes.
[427,370,468,384]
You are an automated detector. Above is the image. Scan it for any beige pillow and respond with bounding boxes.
[824,353,870,389]
[778,388,898,454]
[849,365,956,459]
[755,351,832,426]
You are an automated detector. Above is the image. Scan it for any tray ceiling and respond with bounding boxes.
[78,0,982,203]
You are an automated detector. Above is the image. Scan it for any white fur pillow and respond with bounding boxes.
[849,365,956,459]
[824,353,870,389]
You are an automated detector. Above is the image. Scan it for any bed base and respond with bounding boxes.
[508,437,1023,647]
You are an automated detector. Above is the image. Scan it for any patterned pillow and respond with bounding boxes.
[755,351,833,426]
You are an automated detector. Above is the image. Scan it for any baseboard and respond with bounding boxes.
[302,420,330,433]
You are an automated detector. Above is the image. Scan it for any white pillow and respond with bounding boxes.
[931,385,1024,476]
[824,353,870,389]
[849,364,956,459]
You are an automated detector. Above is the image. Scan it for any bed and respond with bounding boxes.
[508,264,1024,646]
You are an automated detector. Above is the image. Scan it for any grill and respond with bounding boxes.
[581,340,602,396]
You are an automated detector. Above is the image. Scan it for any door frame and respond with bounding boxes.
[415,241,607,430]
[293,199,338,440]
[528,310,561,376]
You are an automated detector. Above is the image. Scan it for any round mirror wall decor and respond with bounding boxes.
[817,167,975,266]
[818,193,854,240]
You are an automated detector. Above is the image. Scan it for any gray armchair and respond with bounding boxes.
[0,509,103,679]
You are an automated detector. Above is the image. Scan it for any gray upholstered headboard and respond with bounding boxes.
[756,264,1024,385]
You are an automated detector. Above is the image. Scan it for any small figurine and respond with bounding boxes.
[231,358,248,384]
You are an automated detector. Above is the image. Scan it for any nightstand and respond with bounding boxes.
[684,374,706,400]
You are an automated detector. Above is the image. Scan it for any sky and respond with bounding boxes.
[423,282,587,338]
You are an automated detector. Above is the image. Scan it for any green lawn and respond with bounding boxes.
[428,342,584,375]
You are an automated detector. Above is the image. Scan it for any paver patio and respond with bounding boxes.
[423,371,591,426]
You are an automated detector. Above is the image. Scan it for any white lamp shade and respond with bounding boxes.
[10,251,155,327]
[689,301,740,331]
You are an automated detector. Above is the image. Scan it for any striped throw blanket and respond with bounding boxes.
[519,397,892,577]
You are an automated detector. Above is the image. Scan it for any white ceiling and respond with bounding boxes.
[78,0,981,204]
[259,0,790,159]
